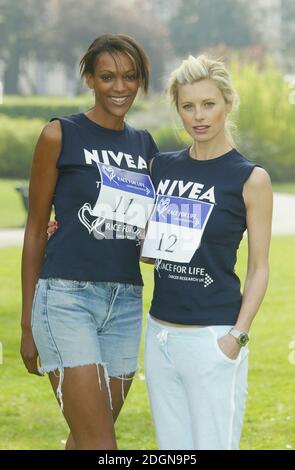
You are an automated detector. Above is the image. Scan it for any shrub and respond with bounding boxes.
[0,95,144,121]
[0,116,44,178]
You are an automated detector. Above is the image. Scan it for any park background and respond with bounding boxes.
[0,0,295,450]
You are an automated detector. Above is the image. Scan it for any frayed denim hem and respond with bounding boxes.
[39,362,138,412]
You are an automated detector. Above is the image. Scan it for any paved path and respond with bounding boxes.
[0,193,294,248]
[0,228,24,248]
[272,193,295,235]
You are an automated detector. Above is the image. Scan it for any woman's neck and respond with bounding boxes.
[85,107,125,131]
[190,135,233,161]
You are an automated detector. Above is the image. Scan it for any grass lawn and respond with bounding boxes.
[0,179,57,229]
[0,179,28,228]
[272,183,295,195]
[0,236,295,450]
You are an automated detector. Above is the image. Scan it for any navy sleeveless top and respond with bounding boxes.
[149,147,258,325]
[39,113,158,285]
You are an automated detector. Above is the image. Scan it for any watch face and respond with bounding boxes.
[239,333,249,346]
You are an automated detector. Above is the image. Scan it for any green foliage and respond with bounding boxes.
[0,116,44,179]
[0,95,93,120]
[272,183,295,194]
[231,59,295,181]
[0,98,145,179]
[0,179,28,228]
[151,126,188,152]
[0,95,144,120]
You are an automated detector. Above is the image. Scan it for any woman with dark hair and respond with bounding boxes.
[20,34,157,450]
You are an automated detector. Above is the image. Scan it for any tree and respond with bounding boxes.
[169,0,259,57]
[0,0,171,95]
[281,0,295,69]
[0,0,47,94]
[45,0,170,92]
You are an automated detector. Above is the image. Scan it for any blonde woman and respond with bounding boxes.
[143,55,272,450]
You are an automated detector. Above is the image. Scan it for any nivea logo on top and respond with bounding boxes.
[83,148,148,170]
[157,179,215,204]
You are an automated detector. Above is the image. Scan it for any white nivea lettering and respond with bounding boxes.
[188,183,204,199]
[157,180,171,194]
[108,151,124,166]
[157,179,215,202]
[138,155,147,170]
[124,153,137,168]
[84,149,99,165]
[178,180,194,196]
[198,186,215,203]
[101,150,110,164]
[167,180,178,195]
[83,148,146,169]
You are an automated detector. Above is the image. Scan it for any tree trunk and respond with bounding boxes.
[4,50,21,94]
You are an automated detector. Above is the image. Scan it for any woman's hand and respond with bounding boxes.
[47,220,58,239]
[217,334,241,360]
[20,327,43,376]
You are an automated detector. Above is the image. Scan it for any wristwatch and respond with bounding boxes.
[229,328,249,347]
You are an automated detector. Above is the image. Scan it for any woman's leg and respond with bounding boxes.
[145,317,249,450]
[49,364,116,450]
[61,281,142,450]
[181,325,249,450]
[144,315,194,450]
[64,373,135,450]
[32,279,117,449]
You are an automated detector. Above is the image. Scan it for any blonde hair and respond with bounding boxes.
[167,55,239,147]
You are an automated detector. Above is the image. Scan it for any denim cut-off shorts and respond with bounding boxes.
[31,278,143,410]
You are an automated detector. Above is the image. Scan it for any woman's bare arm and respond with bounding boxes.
[20,120,61,374]
[218,167,273,359]
[235,166,273,332]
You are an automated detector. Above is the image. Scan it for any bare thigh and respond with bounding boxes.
[51,369,136,450]
[110,372,135,422]
[49,364,116,450]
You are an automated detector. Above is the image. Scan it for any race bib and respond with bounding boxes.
[78,163,155,238]
[141,194,214,262]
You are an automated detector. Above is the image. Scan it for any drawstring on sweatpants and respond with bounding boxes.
[157,329,168,346]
